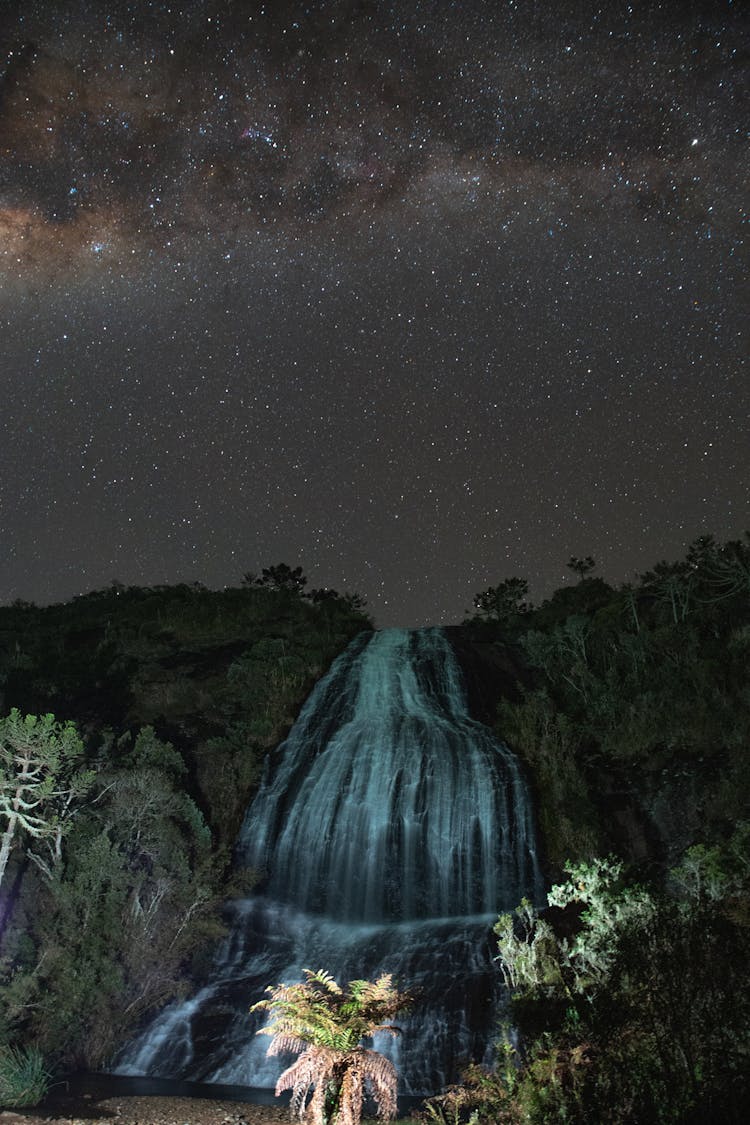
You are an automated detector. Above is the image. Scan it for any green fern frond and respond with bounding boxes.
[255,971,409,1125]
[252,969,409,1050]
[304,968,342,994]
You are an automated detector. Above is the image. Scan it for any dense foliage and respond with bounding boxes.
[424,844,749,1124]
[468,534,750,874]
[0,710,93,889]
[443,534,750,1122]
[493,847,748,1123]
[0,573,370,1087]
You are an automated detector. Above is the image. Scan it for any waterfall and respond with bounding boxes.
[115,628,542,1095]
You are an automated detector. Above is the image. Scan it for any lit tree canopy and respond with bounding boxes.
[0,710,92,892]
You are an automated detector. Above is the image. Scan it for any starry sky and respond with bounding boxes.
[0,0,747,627]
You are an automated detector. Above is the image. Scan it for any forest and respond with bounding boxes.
[0,571,371,1083]
[0,539,748,1123]
[452,534,750,1123]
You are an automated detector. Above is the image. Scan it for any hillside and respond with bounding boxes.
[1,537,749,1121]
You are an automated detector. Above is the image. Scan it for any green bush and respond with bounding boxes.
[0,1043,48,1108]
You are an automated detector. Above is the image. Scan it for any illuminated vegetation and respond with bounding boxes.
[1,537,748,1121]
[252,969,409,1125]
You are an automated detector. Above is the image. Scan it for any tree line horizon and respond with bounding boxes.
[6,532,748,630]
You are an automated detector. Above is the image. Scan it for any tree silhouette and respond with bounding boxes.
[567,555,596,581]
[252,564,308,594]
[472,576,530,622]
[640,558,694,623]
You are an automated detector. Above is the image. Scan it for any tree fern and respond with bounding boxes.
[251,969,409,1125]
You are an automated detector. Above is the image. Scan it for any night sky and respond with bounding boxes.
[1,0,747,627]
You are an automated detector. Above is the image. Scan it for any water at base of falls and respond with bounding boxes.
[115,628,543,1095]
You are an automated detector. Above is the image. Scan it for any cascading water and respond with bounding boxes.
[115,628,543,1094]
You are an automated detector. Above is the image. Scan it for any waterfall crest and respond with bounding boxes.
[116,627,542,1094]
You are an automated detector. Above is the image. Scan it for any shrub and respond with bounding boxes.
[0,1043,49,1108]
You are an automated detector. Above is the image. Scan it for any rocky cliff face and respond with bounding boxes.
[444,625,529,724]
